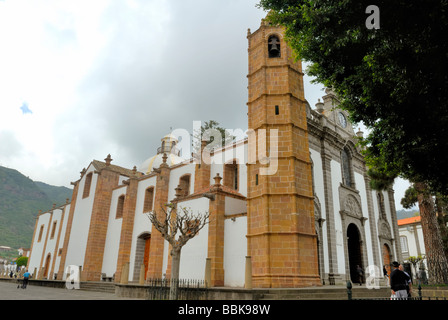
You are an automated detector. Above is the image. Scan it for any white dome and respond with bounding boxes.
[139,153,184,174]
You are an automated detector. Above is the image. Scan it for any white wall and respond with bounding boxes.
[174,198,209,280]
[27,213,51,276]
[224,215,247,287]
[53,204,70,277]
[101,185,127,277]
[330,159,345,274]
[64,164,98,277]
[354,172,374,267]
[310,148,329,274]
[128,175,157,280]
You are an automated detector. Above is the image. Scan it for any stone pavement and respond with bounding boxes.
[0,280,142,300]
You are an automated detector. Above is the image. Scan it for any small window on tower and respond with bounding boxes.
[275,105,279,115]
[268,35,281,58]
[116,195,125,219]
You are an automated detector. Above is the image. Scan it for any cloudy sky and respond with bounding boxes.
[0,0,410,209]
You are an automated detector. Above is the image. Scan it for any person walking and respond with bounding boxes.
[356,265,364,285]
[390,261,410,299]
[22,269,30,289]
[383,265,389,285]
[399,264,412,297]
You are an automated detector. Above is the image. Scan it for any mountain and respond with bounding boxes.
[0,165,73,249]
[396,208,420,220]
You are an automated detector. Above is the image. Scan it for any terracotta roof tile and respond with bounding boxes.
[92,160,144,178]
[398,216,421,226]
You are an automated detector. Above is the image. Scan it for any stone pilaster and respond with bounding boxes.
[115,176,139,283]
[82,159,120,281]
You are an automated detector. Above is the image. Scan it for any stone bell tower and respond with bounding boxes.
[246,18,321,288]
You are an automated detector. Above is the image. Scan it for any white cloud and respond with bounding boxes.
[0,0,409,212]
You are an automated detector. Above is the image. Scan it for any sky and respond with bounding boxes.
[0,0,411,210]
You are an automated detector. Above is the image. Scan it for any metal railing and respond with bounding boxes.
[146,278,209,300]
[346,281,447,300]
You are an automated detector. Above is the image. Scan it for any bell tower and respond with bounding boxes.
[246,18,321,288]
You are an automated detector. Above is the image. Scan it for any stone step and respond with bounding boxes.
[258,287,391,300]
[79,281,116,293]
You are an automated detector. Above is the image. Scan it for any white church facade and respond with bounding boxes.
[27,19,401,288]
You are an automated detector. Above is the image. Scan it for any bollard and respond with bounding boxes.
[347,280,352,300]
[245,256,252,289]
[204,258,211,288]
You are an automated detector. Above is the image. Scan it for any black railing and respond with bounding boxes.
[146,278,208,300]
[346,281,448,300]
[157,146,180,155]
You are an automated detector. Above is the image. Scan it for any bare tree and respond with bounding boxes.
[146,203,209,299]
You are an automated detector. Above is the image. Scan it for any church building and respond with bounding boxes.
[27,18,401,288]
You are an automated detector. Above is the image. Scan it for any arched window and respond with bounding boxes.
[179,174,191,196]
[116,195,125,219]
[143,187,154,212]
[341,148,353,188]
[268,35,281,58]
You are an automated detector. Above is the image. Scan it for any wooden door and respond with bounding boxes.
[143,236,151,280]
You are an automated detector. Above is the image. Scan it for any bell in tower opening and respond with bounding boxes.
[268,35,281,58]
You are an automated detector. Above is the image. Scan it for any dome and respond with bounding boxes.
[139,133,185,174]
[139,152,184,174]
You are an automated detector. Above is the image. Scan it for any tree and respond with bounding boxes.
[192,120,236,153]
[16,256,28,269]
[146,203,209,299]
[258,0,448,284]
[258,0,448,195]
[401,184,448,284]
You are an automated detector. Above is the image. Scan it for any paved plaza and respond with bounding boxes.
[0,281,142,300]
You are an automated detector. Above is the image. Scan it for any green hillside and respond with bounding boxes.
[0,166,73,249]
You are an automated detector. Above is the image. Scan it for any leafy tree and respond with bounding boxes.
[401,184,448,284]
[146,204,209,300]
[192,120,236,153]
[258,0,448,194]
[257,0,448,283]
[16,256,28,268]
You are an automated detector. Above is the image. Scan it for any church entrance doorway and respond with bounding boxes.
[133,233,151,282]
[347,223,363,284]
[43,253,51,279]
[382,244,391,277]
[143,235,151,280]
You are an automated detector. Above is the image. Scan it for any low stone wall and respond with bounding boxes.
[0,278,66,288]
[115,283,265,300]
[421,286,448,299]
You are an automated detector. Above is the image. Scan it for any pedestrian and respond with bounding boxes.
[383,265,389,285]
[22,269,30,289]
[356,265,364,285]
[390,261,410,299]
[399,264,412,297]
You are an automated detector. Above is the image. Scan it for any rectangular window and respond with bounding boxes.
[143,187,154,213]
[50,221,57,239]
[38,225,44,242]
[83,173,93,198]
[275,105,279,115]
[116,195,125,219]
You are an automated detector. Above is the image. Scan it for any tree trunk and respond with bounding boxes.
[169,247,181,300]
[415,182,448,284]
[435,195,448,260]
